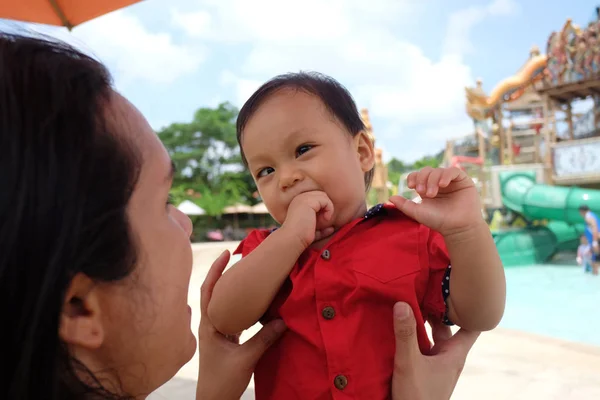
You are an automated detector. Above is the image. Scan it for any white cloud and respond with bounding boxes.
[76,12,205,86]
[172,0,518,162]
[443,0,519,56]
[171,0,419,44]
[170,10,213,37]
[24,10,204,87]
[487,0,519,16]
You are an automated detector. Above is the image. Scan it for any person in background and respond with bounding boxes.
[577,235,593,273]
[579,205,599,275]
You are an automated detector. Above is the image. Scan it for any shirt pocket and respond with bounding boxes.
[351,250,421,284]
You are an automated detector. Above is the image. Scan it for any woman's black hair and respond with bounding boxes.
[0,33,141,399]
[236,71,375,190]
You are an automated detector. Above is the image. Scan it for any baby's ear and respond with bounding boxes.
[355,131,375,172]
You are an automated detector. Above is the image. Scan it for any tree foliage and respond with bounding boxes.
[157,102,256,215]
[386,150,444,193]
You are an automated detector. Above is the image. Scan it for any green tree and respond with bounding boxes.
[386,150,445,199]
[387,158,408,174]
[412,156,440,169]
[157,102,256,211]
[386,157,408,193]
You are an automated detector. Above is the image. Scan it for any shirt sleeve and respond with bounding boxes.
[233,229,271,257]
[422,228,454,326]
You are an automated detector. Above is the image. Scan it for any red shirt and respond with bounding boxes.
[234,204,451,400]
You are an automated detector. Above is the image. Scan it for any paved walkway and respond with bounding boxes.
[149,242,600,399]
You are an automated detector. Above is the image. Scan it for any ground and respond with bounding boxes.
[149,242,600,400]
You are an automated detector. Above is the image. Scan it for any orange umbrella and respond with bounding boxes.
[0,0,142,30]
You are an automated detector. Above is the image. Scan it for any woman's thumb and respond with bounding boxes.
[392,302,420,362]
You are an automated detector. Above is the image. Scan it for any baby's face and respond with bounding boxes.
[241,89,373,228]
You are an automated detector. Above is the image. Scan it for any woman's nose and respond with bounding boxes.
[175,209,193,237]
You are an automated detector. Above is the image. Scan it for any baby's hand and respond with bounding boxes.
[389,167,483,237]
[281,191,335,248]
[281,191,334,248]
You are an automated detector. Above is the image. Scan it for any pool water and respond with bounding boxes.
[500,261,600,346]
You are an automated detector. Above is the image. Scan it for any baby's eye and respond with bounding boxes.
[257,167,275,178]
[296,144,313,157]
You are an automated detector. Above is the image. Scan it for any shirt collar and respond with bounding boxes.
[364,203,387,219]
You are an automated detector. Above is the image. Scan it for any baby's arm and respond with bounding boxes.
[208,191,334,335]
[207,227,305,335]
[444,222,506,331]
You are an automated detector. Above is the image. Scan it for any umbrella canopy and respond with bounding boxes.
[223,203,253,214]
[251,202,269,214]
[0,0,142,30]
[177,200,205,216]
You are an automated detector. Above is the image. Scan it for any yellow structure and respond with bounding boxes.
[464,46,548,167]
[360,108,389,203]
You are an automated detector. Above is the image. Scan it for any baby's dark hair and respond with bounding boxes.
[579,204,590,212]
[236,71,375,190]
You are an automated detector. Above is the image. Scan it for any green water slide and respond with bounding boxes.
[494,171,600,266]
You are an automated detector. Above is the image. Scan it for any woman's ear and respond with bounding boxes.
[59,273,104,350]
[354,131,375,173]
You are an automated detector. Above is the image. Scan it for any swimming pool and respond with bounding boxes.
[500,260,600,347]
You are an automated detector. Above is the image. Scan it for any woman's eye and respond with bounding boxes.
[257,167,274,178]
[296,144,312,157]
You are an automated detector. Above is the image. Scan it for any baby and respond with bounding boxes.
[208,72,506,399]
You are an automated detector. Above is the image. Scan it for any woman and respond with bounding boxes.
[0,33,478,399]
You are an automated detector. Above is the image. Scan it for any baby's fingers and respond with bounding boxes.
[440,167,463,187]
[313,193,334,221]
[406,171,417,189]
[425,168,444,197]
[409,167,434,196]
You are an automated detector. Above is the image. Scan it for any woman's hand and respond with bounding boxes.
[391,303,479,400]
[196,251,286,400]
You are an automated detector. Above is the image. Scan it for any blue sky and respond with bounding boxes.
[5,0,600,162]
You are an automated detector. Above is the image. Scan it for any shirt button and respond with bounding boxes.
[334,375,348,390]
[321,249,331,260]
[322,306,336,320]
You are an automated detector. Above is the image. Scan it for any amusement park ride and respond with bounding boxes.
[445,11,600,266]
[356,13,600,266]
